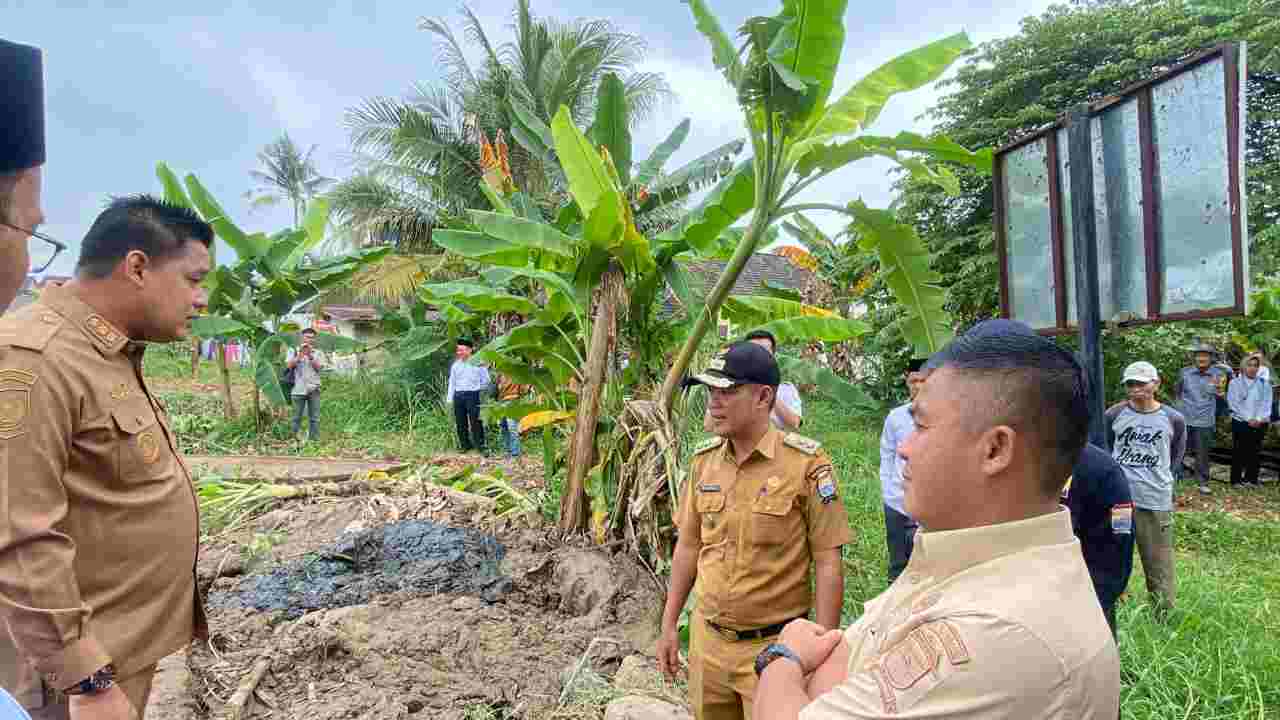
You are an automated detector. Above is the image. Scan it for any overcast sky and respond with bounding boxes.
[6,0,1060,276]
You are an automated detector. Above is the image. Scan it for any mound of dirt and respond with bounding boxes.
[183,495,667,719]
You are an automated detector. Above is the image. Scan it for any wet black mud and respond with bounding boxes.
[211,520,511,619]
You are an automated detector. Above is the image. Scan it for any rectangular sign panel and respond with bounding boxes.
[995,43,1249,332]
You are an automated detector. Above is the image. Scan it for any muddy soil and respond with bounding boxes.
[182,494,665,719]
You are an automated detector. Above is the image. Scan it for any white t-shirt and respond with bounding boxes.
[771,382,803,429]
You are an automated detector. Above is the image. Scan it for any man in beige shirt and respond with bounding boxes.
[755,319,1121,719]
[658,342,850,720]
[0,195,212,719]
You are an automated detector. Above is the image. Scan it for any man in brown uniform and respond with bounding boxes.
[754,320,1121,719]
[657,342,851,720]
[0,195,212,719]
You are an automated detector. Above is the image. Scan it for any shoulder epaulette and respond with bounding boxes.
[0,310,63,354]
[693,436,724,455]
[783,432,821,455]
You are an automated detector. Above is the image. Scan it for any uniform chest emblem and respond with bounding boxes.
[137,430,161,464]
[0,369,36,440]
[110,383,132,401]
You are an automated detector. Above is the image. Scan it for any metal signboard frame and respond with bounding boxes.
[994,43,1248,334]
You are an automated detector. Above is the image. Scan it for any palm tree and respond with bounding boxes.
[246,133,334,227]
[329,0,670,253]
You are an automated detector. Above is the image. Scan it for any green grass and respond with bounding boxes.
[154,351,1279,718]
[797,396,1280,719]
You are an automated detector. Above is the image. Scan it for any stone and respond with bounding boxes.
[604,695,692,720]
[612,655,666,695]
[553,549,617,617]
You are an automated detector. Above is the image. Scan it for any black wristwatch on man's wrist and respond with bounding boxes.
[754,643,803,677]
[63,664,115,696]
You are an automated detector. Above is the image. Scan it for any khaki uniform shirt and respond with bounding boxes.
[799,509,1120,719]
[0,286,205,701]
[676,428,852,630]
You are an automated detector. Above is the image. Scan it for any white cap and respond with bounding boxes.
[1122,361,1159,384]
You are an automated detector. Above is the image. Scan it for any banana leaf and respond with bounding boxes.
[551,106,617,220]
[777,355,876,412]
[767,0,849,129]
[846,199,953,355]
[592,73,632,187]
[789,32,971,164]
[681,0,744,89]
[419,282,540,315]
[632,119,691,189]
[190,316,252,337]
[656,159,755,258]
[753,315,868,344]
[253,334,289,407]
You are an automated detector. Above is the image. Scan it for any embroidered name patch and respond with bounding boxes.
[1111,502,1134,534]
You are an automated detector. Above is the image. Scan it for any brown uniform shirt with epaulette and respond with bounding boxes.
[0,286,205,702]
[676,428,852,630]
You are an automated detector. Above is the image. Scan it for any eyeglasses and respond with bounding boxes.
[0,221,67,274]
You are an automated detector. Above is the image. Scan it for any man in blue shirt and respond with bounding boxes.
[447,338,491,454]
[877,358,926,583]
[1174,343,1229,495]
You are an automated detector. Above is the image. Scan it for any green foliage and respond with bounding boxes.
[897,0,1280,329]
[162,164,390,410]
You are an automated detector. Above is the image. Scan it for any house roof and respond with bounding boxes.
[685,252,814,296]
[321,304,380,323]
[661,252,814,317]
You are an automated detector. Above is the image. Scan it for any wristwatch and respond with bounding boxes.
[754,643,802,677]
[63,664,115,696]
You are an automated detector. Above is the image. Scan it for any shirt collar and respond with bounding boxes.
[909,508,1075,579]
[724,426,780,465]
[38,284,131,355]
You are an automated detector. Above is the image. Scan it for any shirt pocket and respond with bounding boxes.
[696,491,726,541]
[111,401,171,483]
[751,489,797,546]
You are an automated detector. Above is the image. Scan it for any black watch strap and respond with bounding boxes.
[754,643,802,677]
[63,664,115,696]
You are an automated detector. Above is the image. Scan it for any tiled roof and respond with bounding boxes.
[321,304,381,322]
[685,253,813,296]
[662,252,814,317]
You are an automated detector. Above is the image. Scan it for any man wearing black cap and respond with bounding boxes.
[877,358,926,583]
[1,38,59,314]
[656,342,851,720]
[446,338,491,454]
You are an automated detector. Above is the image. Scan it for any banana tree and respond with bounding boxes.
[653,1,995,416]
[157,163,390,431]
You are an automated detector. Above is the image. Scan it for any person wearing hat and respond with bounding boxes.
[1227,352,1270,487]
[1174,343,1230,494]
[1106,361,1186,616]
[446,338,490,454]
[755,319,1119,720]
[656,342,851,720]
[877,357,926,583]
[1,38,62,314]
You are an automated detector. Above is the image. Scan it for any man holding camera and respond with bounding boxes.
[286,327,325,442]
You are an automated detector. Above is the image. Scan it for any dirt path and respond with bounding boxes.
[185,455,409,483]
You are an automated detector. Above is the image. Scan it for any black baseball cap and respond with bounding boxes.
[688,342,780,389]
[906,358,928,372]
[456,338,475,348]
[0,39,45,173]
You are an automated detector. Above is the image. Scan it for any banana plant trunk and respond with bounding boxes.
[218,340,236,419]
[559,264,624,533]
[658,209,773,414]
[190,336,201,379]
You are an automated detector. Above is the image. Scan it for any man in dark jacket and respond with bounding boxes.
[1065,443,1136,637]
